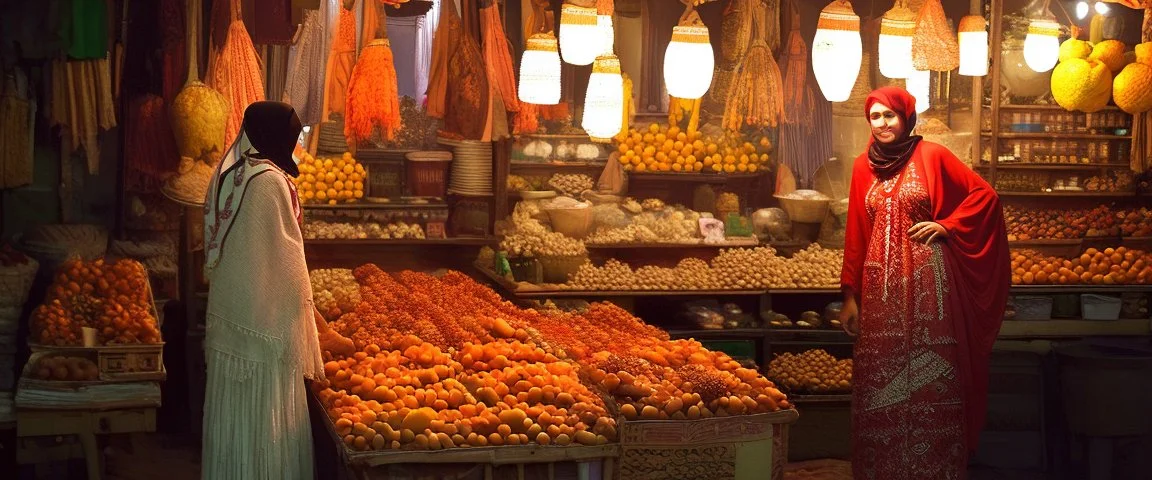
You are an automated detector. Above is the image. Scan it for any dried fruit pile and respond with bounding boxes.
[1011,247,1152,285]
[1003,204,1152,240]
[31,259,161,346]
[767,349,852,395]
[313,267,791,451]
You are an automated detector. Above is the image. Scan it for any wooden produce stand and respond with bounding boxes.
[16,405,157,480]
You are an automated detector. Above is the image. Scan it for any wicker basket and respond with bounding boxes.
[774,195,830,223]
[0,257,38,308]
[544,207,594,239]
[538,254,588,284]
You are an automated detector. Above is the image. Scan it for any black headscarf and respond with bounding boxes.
[242,101,303,177]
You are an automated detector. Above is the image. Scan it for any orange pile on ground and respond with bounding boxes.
[313,267,792,451]
[31,258,161,346]
[1012,247,1152,285]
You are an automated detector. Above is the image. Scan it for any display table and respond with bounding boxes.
[16,406,157,480]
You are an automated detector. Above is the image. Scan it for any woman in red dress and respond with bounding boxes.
[839,86,1011,479]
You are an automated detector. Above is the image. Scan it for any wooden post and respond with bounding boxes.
[988,0,1004,185]
[970,0,984,167]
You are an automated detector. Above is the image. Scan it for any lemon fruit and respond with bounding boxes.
[1089,40,1128,74]
[1136,42,1152,65]
[1059,38,1093,62]
[1113,62,1152,113]
[1052,59,1113,112]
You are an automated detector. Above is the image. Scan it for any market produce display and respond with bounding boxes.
[614,122,772,174]
[310,268,362,322]
[767,349,852,395]
[498,202,588,257]
[567,245,842,290]
[294,152,367,204]
[31,259,162,346]
[1011,247,1152,285]
[31,355,100,382]
[1004,204,1152,240]
[311,268,792,451]
[302,220,425,241]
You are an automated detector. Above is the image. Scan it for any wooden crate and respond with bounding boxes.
[616,409,799,480]
[28,344,165,382]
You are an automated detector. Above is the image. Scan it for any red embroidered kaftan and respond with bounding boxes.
[841,141,1011,480]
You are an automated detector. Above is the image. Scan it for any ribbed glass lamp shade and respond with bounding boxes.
[958,16,989,76]
[812,1,862,102]
[663,25,714,99]
[906,69,931,114]
[597,14,615,56]
[582,55,624,140]
[559,5,601,66]
[518,33,562,105]
[1023,19,1061,72]
[877,6,915,79]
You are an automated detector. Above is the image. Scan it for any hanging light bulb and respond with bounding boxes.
[559,4,601,66]
[906,69,931,114]
[518,33,562,105]
[1023,18,1061,72]
[1094,1,1110,15]
[957,15,988,77]
[812,1,862,102]
[663,24,714,99]
[877,3,915,79]
[582,54,624,141]
[597,14,615,56]
[1076,1,1090,19]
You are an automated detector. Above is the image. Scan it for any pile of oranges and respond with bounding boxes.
[1011,247,1152,285]
[315,267,792,451]
[32,258,162,346]
[294,152,367,205]
[614,123,772,174]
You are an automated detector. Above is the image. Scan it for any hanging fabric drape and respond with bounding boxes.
[283,8,330,126]
[414,0,441,105]
[778,0,830,189]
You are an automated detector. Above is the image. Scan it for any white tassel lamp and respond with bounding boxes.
[582,54,624,141]
[877,3,915,79]
[518,33,562,105]
[1023,18,1061,72]
[958,15,989,76]
[559,4,601,66]
[812,0,862,102]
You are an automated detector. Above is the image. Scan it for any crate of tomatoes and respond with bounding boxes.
[29,257,164,382]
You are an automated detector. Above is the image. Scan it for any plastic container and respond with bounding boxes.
[404,151,453,197]
[538,254,588,284]
[1009,296,1053,321]
[1081,294,1122,320]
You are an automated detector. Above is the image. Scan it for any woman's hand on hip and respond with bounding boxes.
[908,221,948,244]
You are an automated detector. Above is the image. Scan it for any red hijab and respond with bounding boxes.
[864,87,922,178]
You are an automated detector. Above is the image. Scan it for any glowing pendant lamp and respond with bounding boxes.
[877,3,915,79]
[906,69,931,114]
[559,4,601,66]
[1023,18,1061,72]
[582,54,624,141]
[518,33,562,105]
[597,14,615,57]
[664,24,714,99]
[957,15,989,76]
[812,1,862,102]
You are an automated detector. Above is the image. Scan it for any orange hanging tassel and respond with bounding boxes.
[514,102,539,134]
[345,4,401,143]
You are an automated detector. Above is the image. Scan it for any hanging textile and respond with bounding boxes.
[160,0,187,104]
[124,95,181,193]
[322,1,358,120]
[777,0,829,189]
[283,9,329,126]
[49,58,118,175]
[414,0,441,104]
[263,45,291,102]
[427,0,490,139]
[207,0,268,149]
[344,3,401,143]
[481,0,520,113]
[2,0,70,60]
[253,0,297,44]
[0,69,36,189]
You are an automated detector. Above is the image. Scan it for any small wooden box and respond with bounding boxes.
[28,344,165,382]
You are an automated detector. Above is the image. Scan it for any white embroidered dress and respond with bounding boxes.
[202,134,324,479]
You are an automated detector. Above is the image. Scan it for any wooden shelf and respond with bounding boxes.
[473,263,767,298]
[668,328,769,338]
[982,132,1131,140]
[586,239,760,249]
[975,163,1127,170]
[997,191,1137,198]
[768,288,841,295]
[510,161,607,171]
[998,319,1150,338]
[1010,285,1152,294]
[786,393,853,403]
[305,238,492,246]
[627,172,767,184]
[1009,239,1083,247]
[994,104,1124,112]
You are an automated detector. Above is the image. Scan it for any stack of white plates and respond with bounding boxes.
[441,138,493,196]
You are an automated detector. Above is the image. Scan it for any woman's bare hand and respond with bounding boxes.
[908,221,948,244]
[840,296,860,336]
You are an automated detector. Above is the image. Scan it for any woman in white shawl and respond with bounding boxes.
[201,101,350,479]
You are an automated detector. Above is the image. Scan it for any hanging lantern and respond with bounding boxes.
[559,4,602,66]
[911,0,960,71]
[906,69,931,114]
[664,25,714,99]
[582,54,624,141]
[1023,18,1061,72]
[519,33,562,105]
[597,14,615,56]
[811,1,862,102]
[957,15,988,77]
[877,4,915,79]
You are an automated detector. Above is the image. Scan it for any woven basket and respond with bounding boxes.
[538,254,588,284]
[774,195,830,223]
[0,258,39,308]
[544,207,595,239]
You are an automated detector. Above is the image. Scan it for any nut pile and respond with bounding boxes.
[567,245,843,290]
[585,208,702,244]
[303,221,426,240]
[548,174,594,196]
[767,349,852,394]
[499,202,587,257]
[310,269,362,321]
